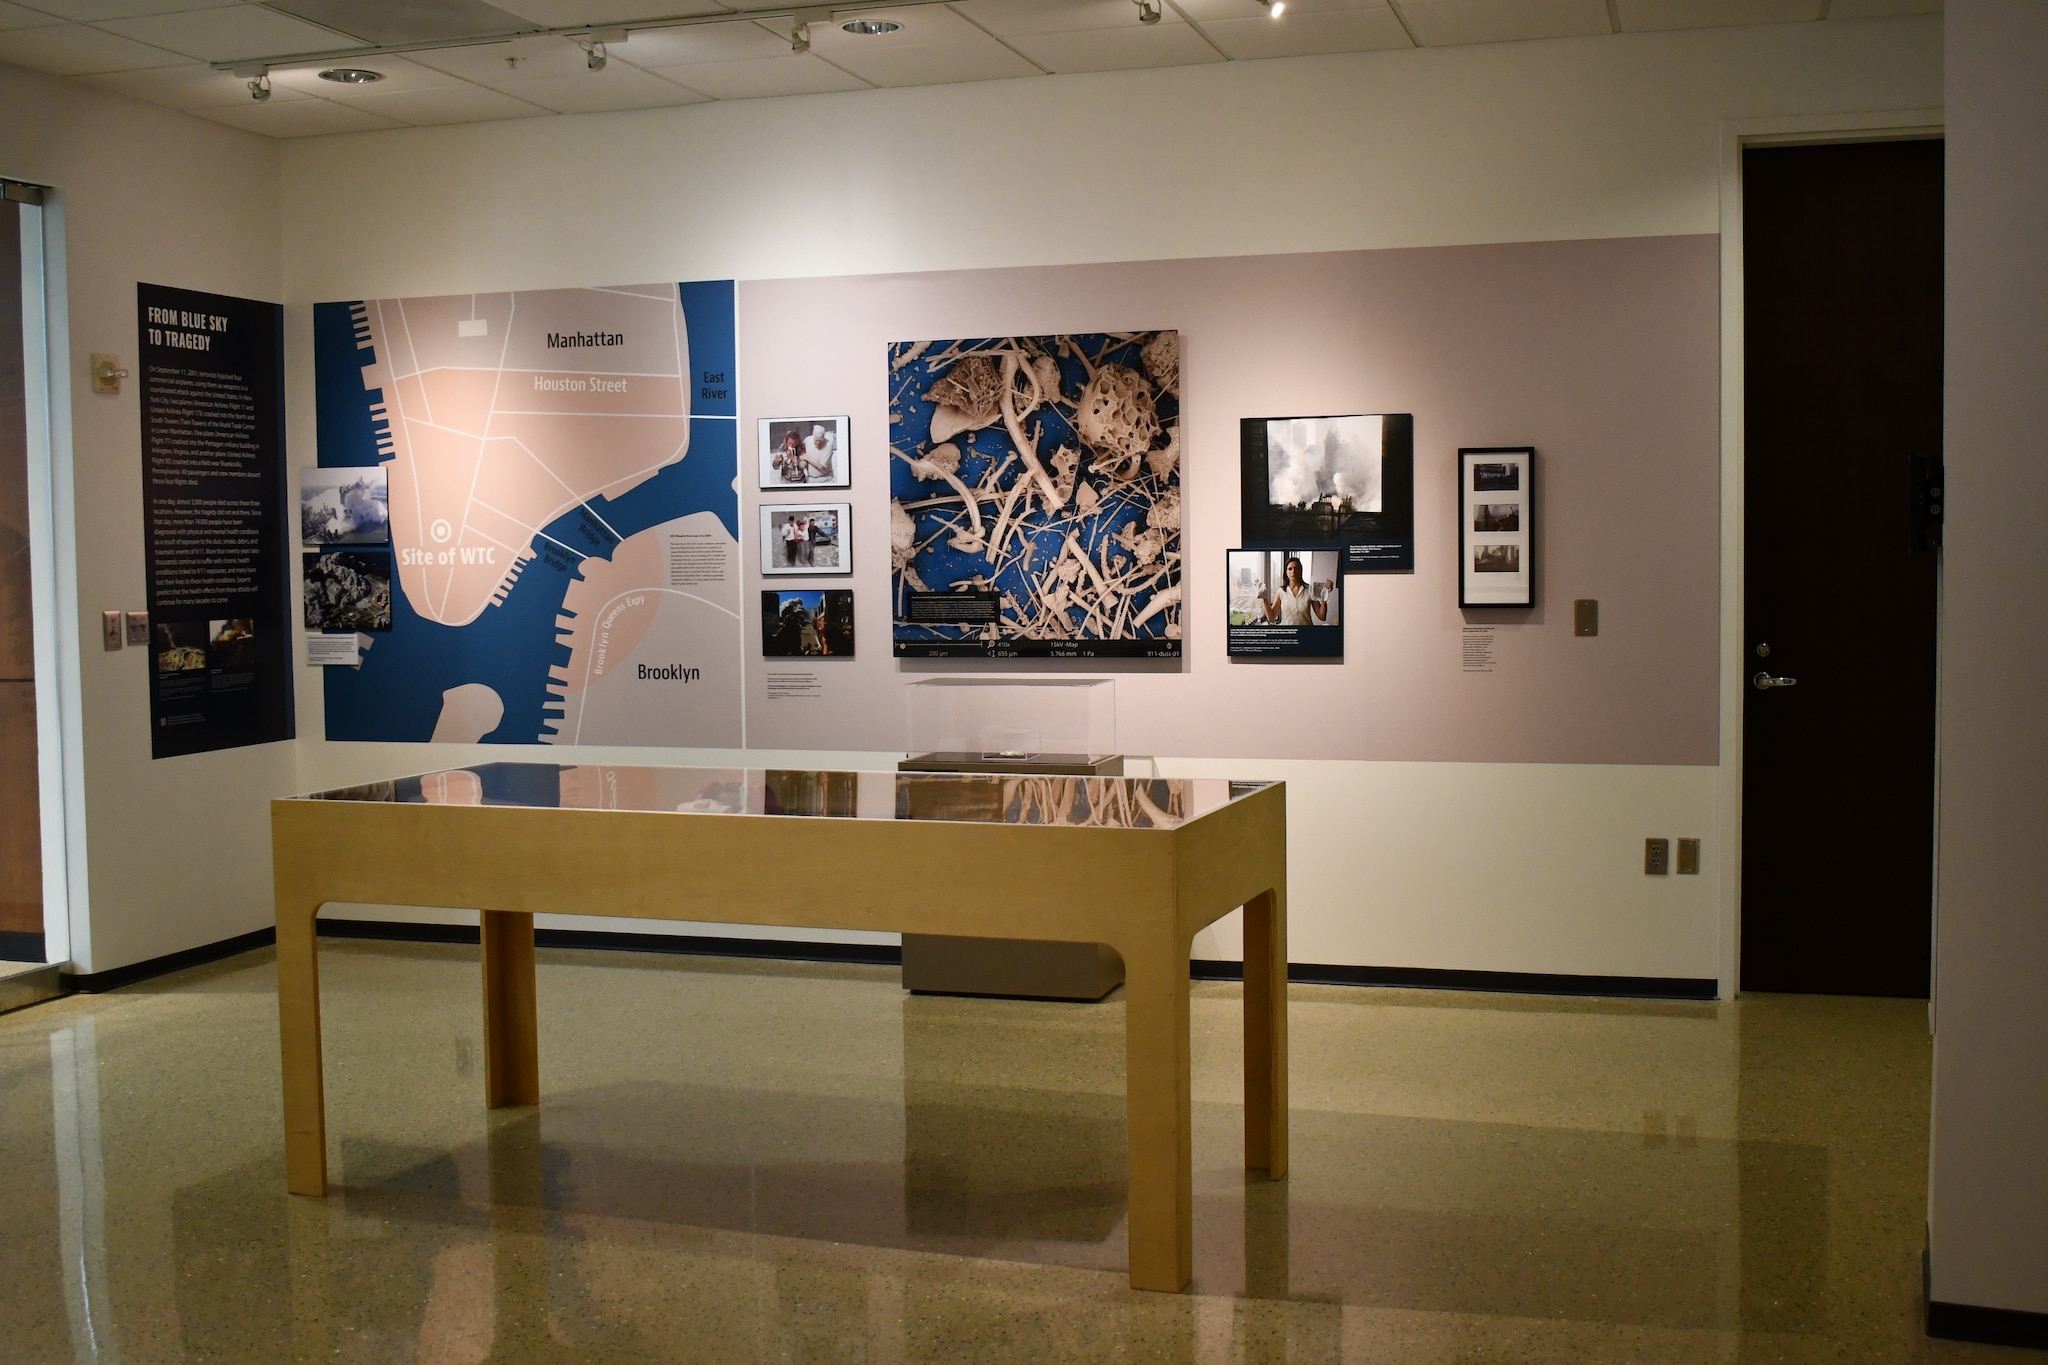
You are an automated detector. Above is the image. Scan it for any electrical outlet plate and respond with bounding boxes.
[1645,837,1669,876]
[125,611,149,647]
[101,610,123,651]
[1677,838,1700,875]
[1574,599,1599,636]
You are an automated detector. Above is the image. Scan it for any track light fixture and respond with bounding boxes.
[1257,0,1285,14]
[1135,0,1161,24]
[791,21,810,52]
[248,72,271,101]
[581,39,607,70]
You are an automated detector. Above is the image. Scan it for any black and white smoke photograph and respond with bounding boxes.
[1473,503,1521,532]
[1473,543,1521,574]
[1241,413,1415,571]
[1472,462,1520,492]
[300,467,390,546]
[304,550,393,632]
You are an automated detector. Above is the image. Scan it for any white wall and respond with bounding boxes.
[1928,0,2048,1320]
[273,16,1942,989]
[1,62,287,974]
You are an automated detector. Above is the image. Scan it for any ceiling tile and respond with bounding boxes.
[1826,0,1939,16]
[1005,20,1221,70]
[262,0,530,45]
[1197,6,1409,56]
[1175,0,1386,18]
[956,0,1184,37]
[17,0,235,17]
[80,58,319,105]
[613,16,788,63]
[0,20,185,71]
[13,0,235,18]
[0,1,62,28]
[484,64,709,111]
[804,4,1042,81]
[192,93,404,134]
[823,36,1040,83]
[340,81,554,123]
[269,54,472,97]
[488,0,730,25]
[1395,0,1612,45]
[1616,0,1822,31]
[97,5,357,61]
[409,32,593,80]
[639,52,870,98]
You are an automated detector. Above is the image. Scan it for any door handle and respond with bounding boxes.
[1752,672,1798,690]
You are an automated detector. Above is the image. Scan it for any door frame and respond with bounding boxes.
[1716,110,1946,998]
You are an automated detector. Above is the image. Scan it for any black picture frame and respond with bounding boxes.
[1458,447,1535,608]
[1240,413,1415,572]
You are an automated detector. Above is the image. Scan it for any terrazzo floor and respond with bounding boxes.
[0,940,2032,1363]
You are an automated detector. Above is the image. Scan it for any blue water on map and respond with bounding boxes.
[312,285,737,744]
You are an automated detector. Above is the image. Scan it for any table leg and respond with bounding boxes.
[276,901,328,1196]
[1243,886,1289,1179]
[1123,939,1193,1292]
[480,910,540,1108]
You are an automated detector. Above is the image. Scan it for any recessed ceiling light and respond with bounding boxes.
[318,68,384,84]
[840,18,900,35]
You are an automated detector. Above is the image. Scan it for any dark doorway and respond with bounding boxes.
[1741,139,1942,998]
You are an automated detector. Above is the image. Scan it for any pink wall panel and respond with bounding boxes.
[737,235,1719,765]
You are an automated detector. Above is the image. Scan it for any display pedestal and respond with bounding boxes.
[898,751,1128,1002]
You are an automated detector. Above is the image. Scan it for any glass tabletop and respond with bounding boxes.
[295,763,1270,830]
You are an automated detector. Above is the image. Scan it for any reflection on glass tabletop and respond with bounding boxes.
[294,763,1273,829]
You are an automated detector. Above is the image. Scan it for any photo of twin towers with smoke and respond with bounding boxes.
[1240,413,1415,572]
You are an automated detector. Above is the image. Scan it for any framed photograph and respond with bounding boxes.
[762,589,854,657]
[1459,447,1535,607]
[890,331,1181,658]
[303,549,393,631]
[1226,547,1343,659]
[1241,414,1414,572]
[758,416,849,490]
[759,502,851,576]
[300,466,390,546]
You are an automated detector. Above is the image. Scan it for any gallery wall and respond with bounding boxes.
[0,63,287,974]
[273,16,1941,987]
[1930,0,2048,1321]
[735,237,1719,765]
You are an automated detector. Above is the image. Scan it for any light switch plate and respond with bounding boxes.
[125,611,149,647]
[1677,838,1701,875]
[1645,837,1669,876]
[101,610,123,651]
[1574,599,1599,636]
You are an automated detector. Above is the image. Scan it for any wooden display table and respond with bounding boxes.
[271,763,1287,1293]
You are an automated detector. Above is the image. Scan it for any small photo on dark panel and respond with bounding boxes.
[207,617,257,668]
[762,589,854,657]
[153,620,208,673]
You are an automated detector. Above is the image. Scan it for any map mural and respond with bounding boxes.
[313,282,740,745]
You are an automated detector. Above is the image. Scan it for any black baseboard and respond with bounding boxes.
[57,922,1712,1002]
[1192,959,1718,1001]
[0,929,45,962]
[64,927,277,993]
[317,918,904,967]
[1925,1248,2048,1348]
